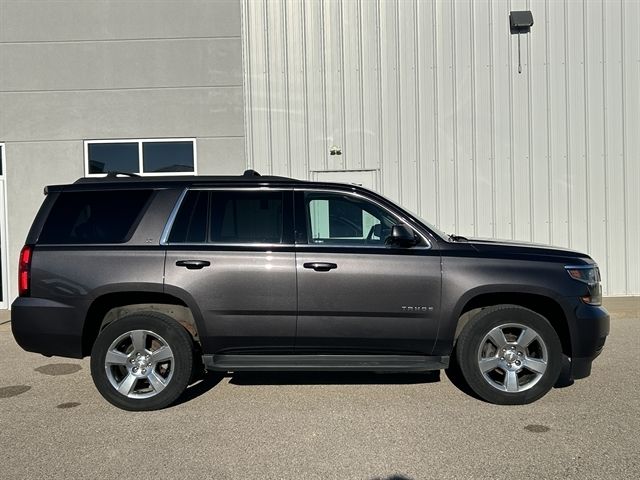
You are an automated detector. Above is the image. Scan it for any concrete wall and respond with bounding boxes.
[242,0,640,296]
[0,0,245,303]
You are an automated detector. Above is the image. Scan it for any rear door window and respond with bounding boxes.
[168,190,286,244]
[38,190,153,244]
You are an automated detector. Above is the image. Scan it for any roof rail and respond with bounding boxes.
[105,171,140,178]
[242,169,261,177]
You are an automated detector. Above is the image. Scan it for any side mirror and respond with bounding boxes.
[385,224,417,247]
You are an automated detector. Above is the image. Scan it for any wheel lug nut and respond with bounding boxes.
[517,351,523,356]
[516,360,521,366]
[141,369,146,374]
[502,348,506,352]
[500,357,505,361]
[133,367,138,372]
[507,363,512,368]
[511,346,515,350]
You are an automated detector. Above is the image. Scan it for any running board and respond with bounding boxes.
[202,354,449,372]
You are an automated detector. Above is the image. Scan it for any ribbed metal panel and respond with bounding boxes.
[242,0,640,296]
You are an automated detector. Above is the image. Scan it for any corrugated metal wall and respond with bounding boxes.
[241,0,640,296]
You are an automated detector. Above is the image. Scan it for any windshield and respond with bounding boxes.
[352,185,449,240]
[401,207,449,240]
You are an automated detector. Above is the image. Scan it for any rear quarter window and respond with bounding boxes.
[38,190,153,244]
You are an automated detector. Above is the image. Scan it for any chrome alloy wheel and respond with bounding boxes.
[104,329,175,399]
[477,323,548,393]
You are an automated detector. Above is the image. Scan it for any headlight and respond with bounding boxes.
[565,265,602,305]
[565,265,600,284]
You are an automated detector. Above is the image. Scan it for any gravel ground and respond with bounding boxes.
[0,299,638,480]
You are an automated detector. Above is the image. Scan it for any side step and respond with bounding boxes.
[203,354,449,372]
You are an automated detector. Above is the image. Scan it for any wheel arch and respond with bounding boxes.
[448,289,571,357]
[82,290,205,357]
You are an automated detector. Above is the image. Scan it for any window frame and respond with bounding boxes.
[84,138,197,177]
[161,187,295,247]
[294,188,432,250]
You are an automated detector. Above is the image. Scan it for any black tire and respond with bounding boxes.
[454,305,562,405]
[90,312,194,411]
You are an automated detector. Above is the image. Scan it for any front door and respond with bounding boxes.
[164,188,296,355]
[294,189,442,355]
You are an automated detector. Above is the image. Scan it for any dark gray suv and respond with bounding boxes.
[11,171,609,410]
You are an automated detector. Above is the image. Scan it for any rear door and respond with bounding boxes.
[164,188,297,355]
[294,189,442,355]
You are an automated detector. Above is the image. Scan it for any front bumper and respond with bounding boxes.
[566,301,610,379]
[11,297,84,358]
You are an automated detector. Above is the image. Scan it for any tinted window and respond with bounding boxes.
[88,143,139,174]
[39,190,153,244]
[168,190,284,244]
[143,141,194,173]
[168,191,208,243]
[305,192,396,246]
[211,191,283,243]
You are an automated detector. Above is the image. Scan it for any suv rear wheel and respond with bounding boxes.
[454,305,562,405]
[90,312,194,411]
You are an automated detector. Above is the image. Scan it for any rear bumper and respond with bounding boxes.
[11,297,84,358]
[566,301,610,379]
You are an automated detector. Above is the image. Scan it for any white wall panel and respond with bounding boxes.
[242,0,640,296]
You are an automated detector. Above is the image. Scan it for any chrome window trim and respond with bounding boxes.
[293,243,429,251]
[159,188,189,245]
[295,188,432,250]
[188,187,293,192]
[160,186,431,250]
[161,242,290,248]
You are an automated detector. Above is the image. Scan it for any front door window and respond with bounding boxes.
[304,192,397,246]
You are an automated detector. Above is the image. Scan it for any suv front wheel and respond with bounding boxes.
[454,305,563,405]
[90,312,194,411]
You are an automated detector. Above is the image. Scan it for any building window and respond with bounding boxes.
[84,139,197,176]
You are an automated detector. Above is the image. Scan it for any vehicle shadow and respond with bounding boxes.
[369,476,414,480]
[228,370,441,386]
[173,372,226,406]
[176,358,572,406]
[173,371,439,406]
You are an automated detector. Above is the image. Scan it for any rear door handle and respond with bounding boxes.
[176,260,211,270]
[303,262,337,272]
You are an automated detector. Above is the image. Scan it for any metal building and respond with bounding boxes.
[0,0,638,305]
[242,0,639,296]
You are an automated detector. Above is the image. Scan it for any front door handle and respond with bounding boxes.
[176,260,211,270]
[303,262,338,272]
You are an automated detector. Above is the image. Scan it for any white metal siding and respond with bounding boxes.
[242,0,640,296]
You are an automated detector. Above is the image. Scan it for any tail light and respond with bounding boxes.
[18,245,33,297]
